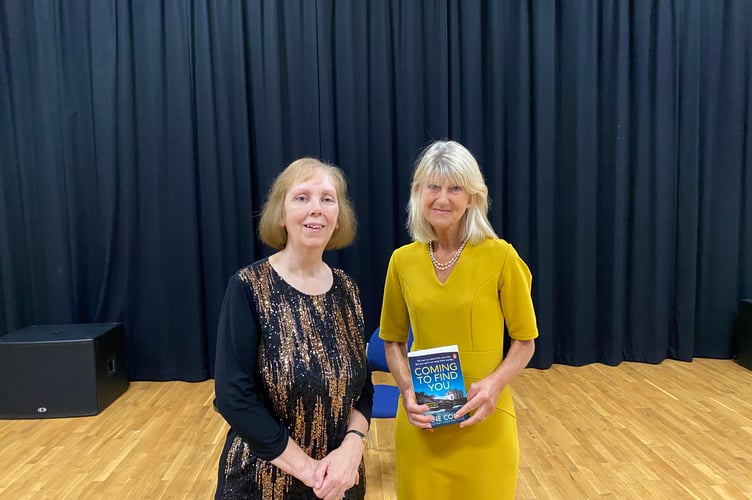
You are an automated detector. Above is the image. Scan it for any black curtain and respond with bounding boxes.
[1,0,750,380]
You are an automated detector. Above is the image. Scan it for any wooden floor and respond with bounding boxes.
[1,359,751,499]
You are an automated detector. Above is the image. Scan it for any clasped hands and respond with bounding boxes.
[306,437,363,500]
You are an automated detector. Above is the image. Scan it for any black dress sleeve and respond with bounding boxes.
[353,366,374,424]
[214,273,290,460]
[348,276,374,425]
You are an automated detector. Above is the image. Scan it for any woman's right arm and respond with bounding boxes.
[214,274,320,485]
[384,340,433,428]
[270,439,324,488]
[379,253,433,428]
[383,339,411,394]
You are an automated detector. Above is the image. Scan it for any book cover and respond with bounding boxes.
[407,344,469,428]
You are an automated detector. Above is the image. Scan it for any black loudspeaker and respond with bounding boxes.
[733,299,752,371]
[0,323,129,419]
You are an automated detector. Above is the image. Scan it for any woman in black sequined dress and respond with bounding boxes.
[214,158,373,500]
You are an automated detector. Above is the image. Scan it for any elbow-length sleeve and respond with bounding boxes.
[213,274,290,460]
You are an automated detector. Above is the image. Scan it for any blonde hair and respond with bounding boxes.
[406,140,498,244]
[258,158,356,250]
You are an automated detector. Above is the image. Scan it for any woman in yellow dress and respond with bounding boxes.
[379,140,538,499]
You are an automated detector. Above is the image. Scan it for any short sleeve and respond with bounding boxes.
[378,251,411,343]
[498,246,539,341]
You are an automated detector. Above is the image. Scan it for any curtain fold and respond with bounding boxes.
[1,0,750,379]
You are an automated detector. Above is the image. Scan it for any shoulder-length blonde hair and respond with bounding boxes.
[258,158,357,250]
[406,140,498,244]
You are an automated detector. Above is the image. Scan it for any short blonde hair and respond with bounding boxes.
[258,158,357,250]
[406,140,498,244]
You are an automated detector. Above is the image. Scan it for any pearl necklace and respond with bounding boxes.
[428,239,468,271]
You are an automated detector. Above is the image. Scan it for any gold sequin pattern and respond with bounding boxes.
[220,261,368,499]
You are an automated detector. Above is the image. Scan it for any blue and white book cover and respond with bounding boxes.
[408,344,469,428]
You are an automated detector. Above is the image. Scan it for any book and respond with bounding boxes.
[407,344,469,428]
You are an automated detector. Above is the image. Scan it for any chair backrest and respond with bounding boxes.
[366,326,413,372]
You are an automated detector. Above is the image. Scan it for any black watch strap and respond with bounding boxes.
[345,429,367,443]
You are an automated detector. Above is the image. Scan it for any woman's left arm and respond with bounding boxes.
[455,242,538,427]
[455,338,535,427]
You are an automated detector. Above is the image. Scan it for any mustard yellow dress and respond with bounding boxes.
[379,238,538,500]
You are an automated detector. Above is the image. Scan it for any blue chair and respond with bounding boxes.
[366,327,413,419]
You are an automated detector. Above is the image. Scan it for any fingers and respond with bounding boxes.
[313,454,359,499]
[316,482,346,500]
[457,399,492,428]
[455,380,499,421]
[454,393,494,427]
[402,396,430,414]
[454,395,489,419]
[403,397,434,429]
[317,485,349,500]
[452,400,473,419]
[406,409,434,429]
[312,462,327,489]
[458,412,488,428]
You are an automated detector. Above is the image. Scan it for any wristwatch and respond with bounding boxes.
[345,429,368,446]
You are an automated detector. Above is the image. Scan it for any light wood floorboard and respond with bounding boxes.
[1,358,750,499]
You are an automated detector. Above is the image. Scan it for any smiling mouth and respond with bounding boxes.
[304,224,324,229]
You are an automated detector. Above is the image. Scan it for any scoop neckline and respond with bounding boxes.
[265,259,334,298]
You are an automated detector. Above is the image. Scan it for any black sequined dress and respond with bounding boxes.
[214,259,372,499]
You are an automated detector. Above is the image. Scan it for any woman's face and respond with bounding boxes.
[421,179,471,233]
[281,170,339,251]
